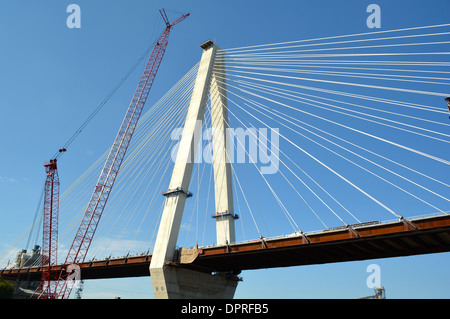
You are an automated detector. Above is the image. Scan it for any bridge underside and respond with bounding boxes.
[3,214,450,282]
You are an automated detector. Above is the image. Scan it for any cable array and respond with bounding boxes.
[211,23,450,238]
[2,23,450,269]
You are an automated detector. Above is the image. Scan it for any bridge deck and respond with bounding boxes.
[187,214,450,272]
[2,214,449,281]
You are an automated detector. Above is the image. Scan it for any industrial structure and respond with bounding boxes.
[358,286,386,299]
[36,159,59,298]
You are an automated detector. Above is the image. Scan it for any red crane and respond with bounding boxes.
[48,9,189,299]
[34,159,60,298]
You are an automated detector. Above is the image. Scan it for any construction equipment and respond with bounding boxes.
[35,159,60,298]
[358,286,386,299]
[39,9,189,299]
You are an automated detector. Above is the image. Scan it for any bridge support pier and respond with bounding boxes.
[151,267,239,299]
[150,40,239,299]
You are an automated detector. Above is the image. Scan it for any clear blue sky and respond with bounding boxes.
[1,0,449,299]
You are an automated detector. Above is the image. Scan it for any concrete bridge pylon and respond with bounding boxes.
[149,40,240,299]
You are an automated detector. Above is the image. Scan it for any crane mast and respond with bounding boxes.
[51,9,189,299]
[35,159,60,298]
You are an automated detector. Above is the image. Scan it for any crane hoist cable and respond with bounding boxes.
[52,34,164,160]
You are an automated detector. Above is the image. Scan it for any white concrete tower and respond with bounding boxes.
[149,41,239,299]
[210,50,237,246]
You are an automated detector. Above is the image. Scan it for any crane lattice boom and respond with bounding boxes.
[35,159,60,298]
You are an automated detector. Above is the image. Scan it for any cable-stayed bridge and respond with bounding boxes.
[2,22,450,298]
